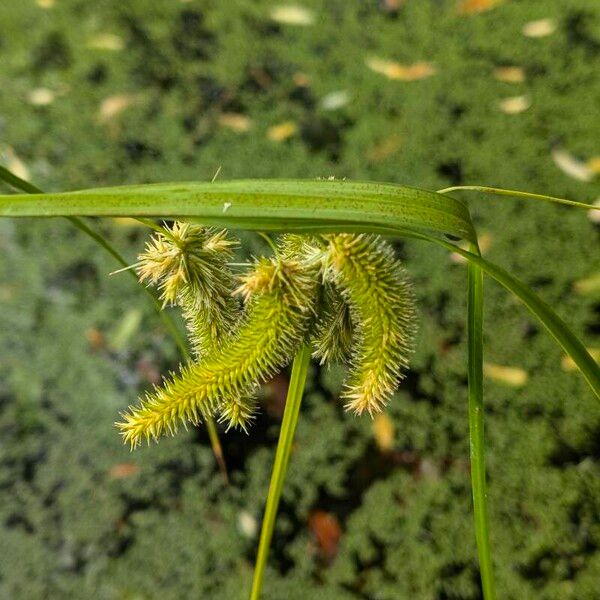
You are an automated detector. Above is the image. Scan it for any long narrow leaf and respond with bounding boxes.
[0,180,476,242]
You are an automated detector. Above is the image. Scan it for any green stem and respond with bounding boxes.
[0,165,229,481]
[467,242,496,599]
[438,185,599,212]
[249,344,311,600]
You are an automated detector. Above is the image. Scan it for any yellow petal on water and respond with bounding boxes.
[573,272,600,296]
[493,66,526,83]
[522,18,556,38]
[267,121,298,141]
[98,94,137,123]
[373,413,395,451]
[87,33,124,51]
[367,134,402,162]
[499,95,530,114]
[450,232,493,264]
[36,0,55,8]
[588,199,600,224]
[0,145,30,181]
[552,148,594,182]
[27,87,56,106]
[218,113,252,132]
[483,363,528,387]
[456,0,505,15]
[270,5,315,26]
[366,57,436,81]
[562,349,600,372]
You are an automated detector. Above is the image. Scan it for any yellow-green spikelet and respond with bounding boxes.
[137,223,239,357]
[325,234,417,415]
[118,242,318,447]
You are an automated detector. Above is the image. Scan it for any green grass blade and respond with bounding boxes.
[250,344,311,600]
[438,185,600,211]
[467,243,496,600]
[427,237,600,399]
[0,179,476,242]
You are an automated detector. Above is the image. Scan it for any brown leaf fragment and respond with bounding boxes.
[457,0,504,15]
[308,510,342,562]
[109,463,139,479]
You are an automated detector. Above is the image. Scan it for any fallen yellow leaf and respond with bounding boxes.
[27,87,55,106]
[367,134,402,162]
[366,57,436,81]
[552,148,594,182]
[522,18,556,38]
[493,66,526,83]
[483,363,528,387]
[373,413,395,452]
[586,156,600,174]
[218,113,252,132]
[267,121,298,142]
[270,5,314,26]
[573,273,600,296]
[499,95,530,114]
[98,94,137,123]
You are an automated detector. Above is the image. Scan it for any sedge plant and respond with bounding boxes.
[0,168,599,600]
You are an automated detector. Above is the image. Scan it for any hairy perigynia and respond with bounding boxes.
[118,229,418,448]
[137,222,239,357]
[118,237,319,446]
[323,234,417,415]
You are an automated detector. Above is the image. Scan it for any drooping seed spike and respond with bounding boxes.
[137,222,240,357]
[118,238,320,446]
[324,234,417,415]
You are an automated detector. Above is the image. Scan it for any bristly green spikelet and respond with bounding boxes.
[312,283,354,365]
[137,222,239,357]
[324,234,417,415]
[118,237,319,446]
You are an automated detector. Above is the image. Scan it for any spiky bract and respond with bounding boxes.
[118,239,319,446]
[137,222,239,357]
[324,234,417,415]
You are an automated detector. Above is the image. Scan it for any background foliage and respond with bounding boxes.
[0,1,599,598]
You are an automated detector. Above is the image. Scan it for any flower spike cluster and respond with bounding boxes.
[117,226,417,448]
[323,234,417,415]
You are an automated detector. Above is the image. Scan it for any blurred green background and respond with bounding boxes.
[1,1,599,598]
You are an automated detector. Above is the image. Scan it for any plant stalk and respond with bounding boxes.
[249,344,311,600]
[0,166,229,482]
[467,242,496,599]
